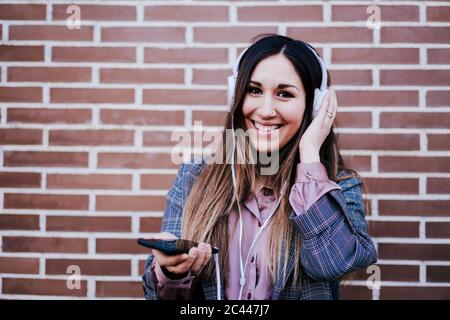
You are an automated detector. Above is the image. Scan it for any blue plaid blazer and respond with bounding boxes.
[142,159,377,300]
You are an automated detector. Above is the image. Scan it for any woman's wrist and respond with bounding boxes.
[299,146,320,164]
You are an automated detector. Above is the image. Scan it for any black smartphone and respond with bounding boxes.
[137,238,219,256]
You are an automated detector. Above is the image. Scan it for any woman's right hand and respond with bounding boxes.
[151,232,212,277]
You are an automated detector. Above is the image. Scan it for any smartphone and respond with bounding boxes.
[137,238,219,256]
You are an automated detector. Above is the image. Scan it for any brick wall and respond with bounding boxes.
[0,0,449,300]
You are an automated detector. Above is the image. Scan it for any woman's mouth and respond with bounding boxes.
[250,120,283,135]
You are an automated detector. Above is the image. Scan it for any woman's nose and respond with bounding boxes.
[257,95,276,118]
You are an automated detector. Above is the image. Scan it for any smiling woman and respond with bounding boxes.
[142,34,377,301]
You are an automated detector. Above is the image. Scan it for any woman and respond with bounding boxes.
[142,34,377,300]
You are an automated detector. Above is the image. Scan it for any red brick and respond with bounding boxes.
[379,243,450,261]
[96,195,165,212]
[141,174,175,189]
[9,25,93,41]
[428,49,450,64]
[427,266,450,282]
[100,109,184,126]
[337,90,418,107]
[379,156,450,173]
[49,130,134,146]
[193,68,231,85]
[0,214,40,230]
[380,70,450,86]
[53,4,136,21]
[329,70,372,86]
[0,4,46,20]
[139,217,163,233]
[46,259,131,276]
[427,177,450,194]
[96,238,149,254]
[100,68,184,84]
[368,220,420,238]
[332,5,419,21]
[0,172,40,188]
[0,128,42,145]
[380,112,450,129]
[427,6,450,22]
[427,91,450,107]
[145,47,228,64]
[97,152,178,169]
[426,222,450,238]
[8,67,91,83]
[7,108,91,124]
[145,5,228,21]
[2,236,88,253]
[0,87,42,102]
[288,27,372,43]
[4,193,89,211]
[4,151,88,168]
[53,46,135,63]
[363,177,419,194]
[142,131,178,147]
[46,216,131,232]
[102,27,184,42]
[2,278,87,297]
[428,134,450,151]
[51,88,134,104]
[335,112,372,128]
[0,45,44,61]
[381,27,450,43]
[143,89,226,105]
[238,6,322,21]
[349,264,420,282]
[96,281,142,298]
[338,133,420,151]
[194,26,278,43]
[341,155,372,172]
[332,48,419,64]
[0,257,40,274]
[47,174,132,190]
[379,200,450,217]
[340,285,372,300]
[381,286,450,300]
[192,111,227,127]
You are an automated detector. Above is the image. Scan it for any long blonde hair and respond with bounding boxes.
[181,34,365,287]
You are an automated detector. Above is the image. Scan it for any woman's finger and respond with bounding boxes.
[191,243,208,274]
[153,249,189,267]
[170,248,198,274]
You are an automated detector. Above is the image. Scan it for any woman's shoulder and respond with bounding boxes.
[177,157,208,179]
[336,169,362,191]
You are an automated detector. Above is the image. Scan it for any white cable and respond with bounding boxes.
[213,252,221,300]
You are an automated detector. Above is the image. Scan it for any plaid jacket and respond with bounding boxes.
[142,159,377,300]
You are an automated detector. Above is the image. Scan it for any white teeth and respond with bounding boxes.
[253,121,280,132]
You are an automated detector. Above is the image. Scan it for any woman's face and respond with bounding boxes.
[242,53,306,153]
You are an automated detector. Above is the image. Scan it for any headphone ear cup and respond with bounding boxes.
[312,88,328,119]
[227,75,236,112]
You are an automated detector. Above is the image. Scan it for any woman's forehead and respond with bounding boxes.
[251,54,302,88]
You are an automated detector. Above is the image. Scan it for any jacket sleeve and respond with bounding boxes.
[289,173,378,282]
[142,162,197,300]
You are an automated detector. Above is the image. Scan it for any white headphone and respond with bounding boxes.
[227,42,329,119]
[226,42,329,300]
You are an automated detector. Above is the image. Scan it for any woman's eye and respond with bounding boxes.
[278,91,293,98]
[248,86,262,95]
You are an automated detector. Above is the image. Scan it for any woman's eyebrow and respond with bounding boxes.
[249,80,299,91]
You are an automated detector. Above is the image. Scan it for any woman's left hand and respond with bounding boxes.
[299,86,338,162]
